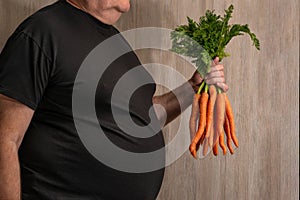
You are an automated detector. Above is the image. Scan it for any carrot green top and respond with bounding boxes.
[170,4,260,78]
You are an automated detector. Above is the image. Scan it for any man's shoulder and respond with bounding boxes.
[14,1,70,39]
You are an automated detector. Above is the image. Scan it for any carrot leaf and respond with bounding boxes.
[170,4,260,77]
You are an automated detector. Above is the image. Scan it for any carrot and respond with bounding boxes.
[189,93,200,141]
[209,110,215,147]
[199,88,209,144]
[205,85,217,148]
[213,91,226,146]
[224,115,234,154]
[199,132,205,145]
[219,130,227,155]
[212,111,219,156]
[213,137,219,156]
[202,138,209,156]
[203,112,214,156]
[189,92,209,158]
[224,93,239,147]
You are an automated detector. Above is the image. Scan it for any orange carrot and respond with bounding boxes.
[189,94,200,141]
[211,90,225,148]
[203,115,214,156]
[224,93,239,147]
[209,110,215,147]
[199,88,209,144]
[224,115,234,154]
[213,137,219,156]
[205,85,217,148]
[199,131,205,145]
[219,130,227,155]
[189,92,209,158]
[212,111,219,155]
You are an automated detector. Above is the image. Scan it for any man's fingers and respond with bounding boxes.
[216,82,229,93]
[205,64,226,86]
[205,70,224,80]
[209,64,224,73]
[205,81,229,93]
[205,58,228,92]
[205,77,225,85]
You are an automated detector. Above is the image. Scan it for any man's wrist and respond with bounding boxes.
[188,79,203,93]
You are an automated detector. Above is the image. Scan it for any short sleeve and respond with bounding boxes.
[0,32,52,110]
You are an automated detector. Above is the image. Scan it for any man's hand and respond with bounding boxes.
[188,57,229,93]
[153,57,229,127]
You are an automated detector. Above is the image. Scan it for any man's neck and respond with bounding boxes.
[66,0,86,11]
[65,0,123,25]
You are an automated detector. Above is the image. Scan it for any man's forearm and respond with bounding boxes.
[153,80,199,126]
[0,94,34,199]
[0,140,21,200]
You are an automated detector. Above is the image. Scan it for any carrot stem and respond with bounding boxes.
[197,81,206,94]
[217,86,222,94]
[204,84,209,93]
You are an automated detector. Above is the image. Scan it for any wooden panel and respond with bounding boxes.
[0,0,55,49]
[117,0,299,200]
[1,0,298,199]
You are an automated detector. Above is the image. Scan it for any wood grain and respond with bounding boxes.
[117,1,299,200]
[0,0,298,199]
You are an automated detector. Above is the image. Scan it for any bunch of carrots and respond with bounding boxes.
[189,72,238,158]
[171,5,260,158]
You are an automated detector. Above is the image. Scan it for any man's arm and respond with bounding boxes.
[152,80,197,126]
[0,94,34,200]
[153,58,228,127]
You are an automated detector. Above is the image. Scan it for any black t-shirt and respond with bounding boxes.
[0,1,165,199]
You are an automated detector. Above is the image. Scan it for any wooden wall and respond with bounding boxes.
[1,0,298,199]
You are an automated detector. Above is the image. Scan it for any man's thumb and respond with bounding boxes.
[213,57,219,65]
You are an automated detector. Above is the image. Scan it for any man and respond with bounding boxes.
[0,0,228,199]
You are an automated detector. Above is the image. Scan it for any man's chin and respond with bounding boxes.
[119,7,130,13]
[118,2,130,13]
